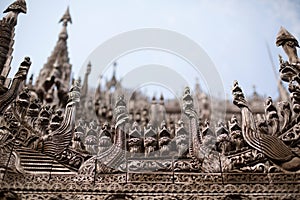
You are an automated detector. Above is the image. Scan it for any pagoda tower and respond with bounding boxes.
[35,7,72,106]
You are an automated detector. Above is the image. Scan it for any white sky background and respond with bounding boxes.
[1,0,300,100]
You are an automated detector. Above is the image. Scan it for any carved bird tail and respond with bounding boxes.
[233,81,298,171]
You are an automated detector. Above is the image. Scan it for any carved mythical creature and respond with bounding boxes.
[232,81,300,171]
[3,0,26,26]
[42,81,81,155]
[276,26,300,64]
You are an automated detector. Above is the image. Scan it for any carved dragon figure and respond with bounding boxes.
[42,81,81,155]
[232,81,300,171]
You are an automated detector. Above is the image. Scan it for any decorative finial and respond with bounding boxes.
[253,85,258,96]
[276,26,299,64]
[152,96,156,104]
[232,81,248,108]
[160,93,164,105]
[113,61,117,76]
[195,77,201,92]
[3,0,27,14]
[59,6,72,26]
[276,26,299,47]
[160,120,167,129]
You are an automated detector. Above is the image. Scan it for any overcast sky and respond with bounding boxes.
[1,0,300,100]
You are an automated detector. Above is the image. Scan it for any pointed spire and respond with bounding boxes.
[27,73,33,89]
[113,61,117,76]
[252,85,258,98]
[87,61,92,75]
[59,6,72,26]
[152,96,156,104]
[81,61,92,99]
[95,75,102,100]
[160,93,164,105]
[195,77,201,93]
[36,6,72,99]
[115,94,126,107]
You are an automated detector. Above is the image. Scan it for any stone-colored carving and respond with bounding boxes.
[35,7,72,107]
[128,121,142,156]
[175,120,189,157]
[232,81,300,171]
[276,26,300,64]
[0,2,299,198]
[144,122,157,157]
[158,120,171,156]
[264,96,279,136]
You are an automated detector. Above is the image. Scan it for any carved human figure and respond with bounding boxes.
[158,121,171,156]
[128,122,142,156]
[98,122,112,154]
[144,123,157,157]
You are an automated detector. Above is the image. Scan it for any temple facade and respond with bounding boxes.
[0,1,299,199]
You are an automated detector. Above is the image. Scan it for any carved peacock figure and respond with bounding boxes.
[232,80,300,172]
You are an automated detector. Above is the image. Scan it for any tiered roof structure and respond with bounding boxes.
[35,7,72,107]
